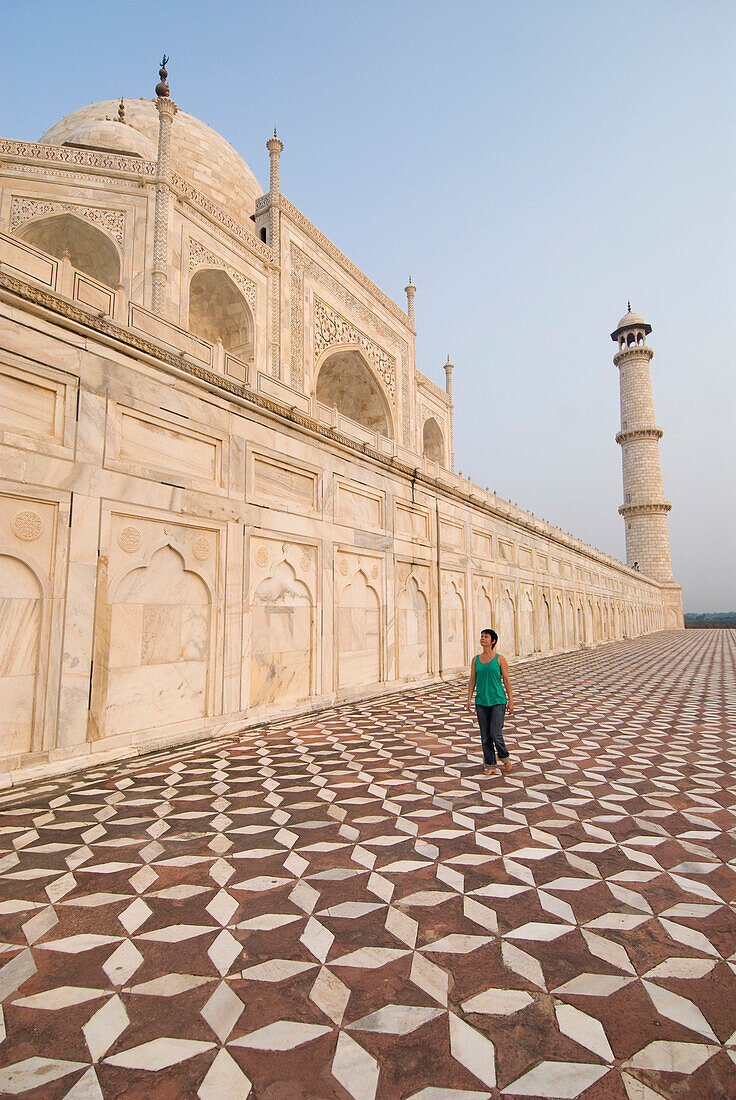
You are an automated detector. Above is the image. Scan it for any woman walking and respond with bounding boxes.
[467,629,514,776]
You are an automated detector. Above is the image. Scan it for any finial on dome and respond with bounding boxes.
[274,127,278,138]
[156,55,170,98]
[627,300,631,312]
[117,97,125,124]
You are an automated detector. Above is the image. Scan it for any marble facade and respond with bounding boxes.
[0,89,683,785]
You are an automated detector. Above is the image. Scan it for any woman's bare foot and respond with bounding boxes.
[483,766,496,776]
[501,759,514,773]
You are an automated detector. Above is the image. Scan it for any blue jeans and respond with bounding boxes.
[475,703,509,765]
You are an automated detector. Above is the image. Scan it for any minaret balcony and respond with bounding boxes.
[615,426,663,444]
[613,345,654,366]
[618,502,672,517]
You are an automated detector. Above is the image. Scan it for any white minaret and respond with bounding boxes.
[152,56,177,317]
[611,305,674,582]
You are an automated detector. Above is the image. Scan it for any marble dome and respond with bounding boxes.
[39,98,264,229]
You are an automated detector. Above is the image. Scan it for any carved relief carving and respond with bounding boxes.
[171,173,272,262]
[117,526,142,553]
[314,297,396,403]
[290,244,411,443]
[188,239,257,311]
[0,138,155,175]
[10,196,125,247]
[290,264,304,391]
[193,536,211,561]
[255,546,270,568]
[11,510,43,541]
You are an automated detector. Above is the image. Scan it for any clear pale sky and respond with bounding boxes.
[2,1,734,610]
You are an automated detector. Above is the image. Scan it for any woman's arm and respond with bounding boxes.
[466,657,476,711]
[499,655,514,714]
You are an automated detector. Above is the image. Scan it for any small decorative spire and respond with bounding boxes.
[627,300,632,312]
[117,97,125,124]
[155,55,170,98]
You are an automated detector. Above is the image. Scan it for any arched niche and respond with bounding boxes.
[498,591,516,656]
[397,576,429,678]
[553,598,564,649]
[442,580,466,670]
[188,269,253,360]
[584,601,594,645]
[316,348,393,438]
[17,212,120,288]
[520,592,534,656]
[539,596,552,652]
[566,596,576,646]
[474,583,493,642]
[104,544,211,737]
[422,417,445,465]
[338,569,381,688]
[0,555,42,756]
[251,561,313,707]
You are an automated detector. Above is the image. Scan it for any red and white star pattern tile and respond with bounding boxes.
[1,630,735,1099]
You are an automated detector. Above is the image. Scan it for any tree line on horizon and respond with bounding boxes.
[684,612,736,628]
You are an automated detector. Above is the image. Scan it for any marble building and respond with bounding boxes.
[0,63,683,785]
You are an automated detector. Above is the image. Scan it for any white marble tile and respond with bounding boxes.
[83,994,129,1060]
[105,1037,216,1070]
[504,1060,609,1097]
[197,1049,252,1100]
[461,989,533,1015]
[330,1032,379,1100]
[232,1020,331,1050]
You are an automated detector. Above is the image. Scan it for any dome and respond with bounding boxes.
[611,306,652,340]
[39,99,264,229]
[616,308,645,329]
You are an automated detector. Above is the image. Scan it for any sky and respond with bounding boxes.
[2,0,734,610]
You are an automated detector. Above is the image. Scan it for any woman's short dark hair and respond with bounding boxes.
[480,629,498,645]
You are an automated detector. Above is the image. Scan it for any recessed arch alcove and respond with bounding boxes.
[316,348,393,438]
[188,269,253,360]
[17,213,120,287]
[422,417,445,464]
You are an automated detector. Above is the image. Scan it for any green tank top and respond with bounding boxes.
[474,654,507,706]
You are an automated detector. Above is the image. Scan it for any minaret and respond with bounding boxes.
[404,277,416,328]
[152,56,177,317]
[611,306,674,581]
[443,355,455,472]
[266,128,283,378]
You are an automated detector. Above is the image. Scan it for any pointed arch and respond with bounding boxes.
[520,592,535,656]
[316,347,394,439]
[0,555,42,756]
[104,544,212,737]
[397,575,430,678]
[338,568,381,688]
[442,578,466,670]
[251,560,313,707]
[188,268,254,360]
[422,417,445,465]
[17,212,120,287]
[498,589,516,657]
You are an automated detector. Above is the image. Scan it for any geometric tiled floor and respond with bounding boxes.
[1,630,735,1099]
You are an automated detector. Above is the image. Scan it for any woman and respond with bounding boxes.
[466,628,514,776]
